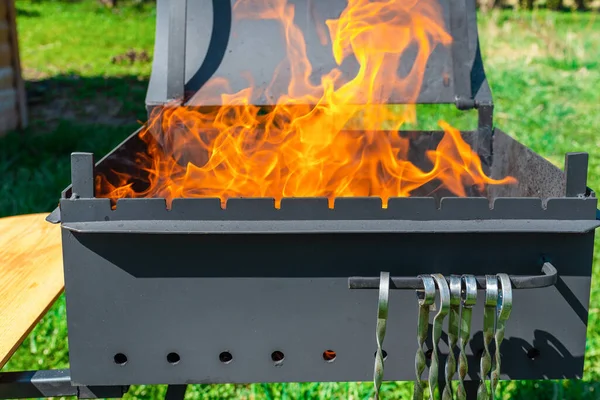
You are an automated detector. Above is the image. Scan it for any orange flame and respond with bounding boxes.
[96,0,516,208]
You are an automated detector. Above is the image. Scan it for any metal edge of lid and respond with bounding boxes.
[61,219,600,235]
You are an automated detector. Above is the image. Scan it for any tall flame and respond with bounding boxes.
[97,0,516,208]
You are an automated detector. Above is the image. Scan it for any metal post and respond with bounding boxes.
[167,0,187,101]
[464,380,479,399]
[165,384,188,400]
[565,152,589,197]
[448,0,475,109]
[70,152,95,199]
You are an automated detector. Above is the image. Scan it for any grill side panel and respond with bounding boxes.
[62,230,594,386]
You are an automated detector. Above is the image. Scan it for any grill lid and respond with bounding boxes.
[145,0,491,111]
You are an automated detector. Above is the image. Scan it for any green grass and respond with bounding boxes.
[2,1,600,398]
[16,1,156,78]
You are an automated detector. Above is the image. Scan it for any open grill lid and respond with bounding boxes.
[146,0,491,111]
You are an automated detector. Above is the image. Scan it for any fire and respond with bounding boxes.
[96,0,516,208]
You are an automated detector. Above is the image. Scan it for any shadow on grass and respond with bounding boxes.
[15,7,41,17]
[0,75,149,218]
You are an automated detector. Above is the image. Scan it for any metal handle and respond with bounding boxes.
[348,262,557,290]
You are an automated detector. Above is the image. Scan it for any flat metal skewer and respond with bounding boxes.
[412,276,436,400]
[373,271,390,400]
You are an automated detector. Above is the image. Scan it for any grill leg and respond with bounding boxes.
[464,380,479,399]
[441,379,479,399]
[165,385,187,400]
[434,378,480,399]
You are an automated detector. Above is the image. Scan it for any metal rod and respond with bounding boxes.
[348,262,557,290]
[165,385,187,400]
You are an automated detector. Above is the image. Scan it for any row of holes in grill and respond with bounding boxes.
[112,350,384,366]
[113,348,541,366]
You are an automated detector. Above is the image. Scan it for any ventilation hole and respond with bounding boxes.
[167,352,180,365]
[425,349,433,360]
[113,353,127,366]
[374,350,388,361]
[322,350,337,362]
[219,351,233,364]
[527,348,540,360]
[271,351,285,365]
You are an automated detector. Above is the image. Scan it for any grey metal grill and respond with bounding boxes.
[2,0,597,399]
[46,139,598,398]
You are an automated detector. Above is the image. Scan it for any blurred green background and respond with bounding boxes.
[1,0,599,398]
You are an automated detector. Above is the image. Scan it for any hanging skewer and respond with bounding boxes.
[443,275,462,400]
[373,271,390,400]
[491,274,513,397]
[428,274,451,400]
[456,275,478,400]
[413,276,436,400]
[478,276,498,399]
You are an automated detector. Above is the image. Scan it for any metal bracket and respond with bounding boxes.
[348,262,557,290]
[0,370,128,399]
[0,370,192,400]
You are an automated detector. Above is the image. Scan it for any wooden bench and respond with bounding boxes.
[0,213,63,369]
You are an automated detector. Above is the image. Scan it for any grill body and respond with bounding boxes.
[56,129,599,386]
[61,225,595,386]
[47,0,600,388]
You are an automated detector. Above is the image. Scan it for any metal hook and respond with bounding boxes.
[491,273,513,397]
[478,275,498,400]
[456,275,478,400]
[443,275,462,400]
[413,276,436,400]
[429,274,451,400]
[374,271,390,400]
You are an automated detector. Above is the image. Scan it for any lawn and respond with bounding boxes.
[1,1,599,399]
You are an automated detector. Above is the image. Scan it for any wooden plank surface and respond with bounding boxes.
[0,213,64,369]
